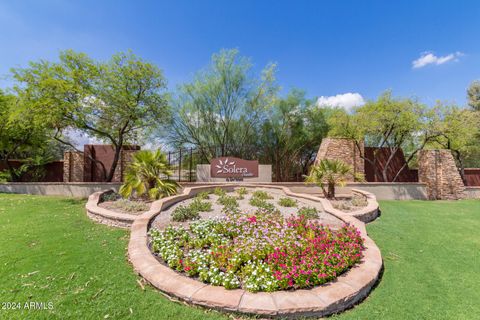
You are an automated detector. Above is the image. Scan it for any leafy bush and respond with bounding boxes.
[213,187,226,197]
[0,170,11,183]
[236,187,248,196]
[119,150,178,200]
[249,197,279,213]
[278,197,297,207]
[189,198,212,212]
[109,199,149,213]
[196,191,210,200]
[251,190,273,200]
[150,210,364,292]
[171,205,200,222]
[351,195,368,207]
[217,195,239,208]
[100,191,121,202]
[298,207,319,219]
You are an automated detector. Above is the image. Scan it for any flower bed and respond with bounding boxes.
[149,207,364,292]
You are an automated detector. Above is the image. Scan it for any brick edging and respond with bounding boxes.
[85,190,138,229]
[127,184,383,318]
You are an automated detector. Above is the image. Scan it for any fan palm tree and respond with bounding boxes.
[119,150,178,200]
[305,159,362,199]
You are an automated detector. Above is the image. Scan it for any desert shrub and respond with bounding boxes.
[213,187,226,197]
[251,190,273,200]
[109,199,149,213]
[278,197,297,207]
[119,150,178,200]
[351,195,368,207]
[172,205,200,222]
[298,207,318,219]
[196,191,210,200]
[332,202,352,211]
[101,191,121,202]
[217,195,239,208]
[189,198,212,212]
[236,187,248,196]
[249,197,278,213]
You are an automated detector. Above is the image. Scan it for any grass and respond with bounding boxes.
[0,194,479,319]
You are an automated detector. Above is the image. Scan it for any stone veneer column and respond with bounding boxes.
[418,149,465,200]
[315,138,365,181]
[63,151,84,182]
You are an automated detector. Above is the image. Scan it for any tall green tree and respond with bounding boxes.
[467,80,480,111]
[12,50,170,181]
[329,91,437,182]
[259,90,329,181]
[0,90,55,181]
[429,104,480,183]
[168,49,278,161]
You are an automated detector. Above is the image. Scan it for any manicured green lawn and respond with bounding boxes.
[0,194,478,319]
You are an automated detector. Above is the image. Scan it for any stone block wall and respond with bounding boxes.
[63,151,84,182]
[418,149,465,200]
[315,138,365,181]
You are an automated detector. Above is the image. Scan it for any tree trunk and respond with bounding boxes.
[454,150,467,185]
[327,183,335,199]
[106,144,122,182]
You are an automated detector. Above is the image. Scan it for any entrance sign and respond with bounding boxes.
[210,157,259,178]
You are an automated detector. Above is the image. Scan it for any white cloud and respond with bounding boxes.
[412,51,463,69]
[316,92,365,111]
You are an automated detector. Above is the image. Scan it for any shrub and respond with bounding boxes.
[278,197,297,207]
[189,198,212,212]
[236,187,248,196]
[351,195,368,207]
[251,190,273,200]
[217,195,239,208]
[109,199,149,213]
[119,150,178,200]
[213,187,226,197]
[100,191,121,202]
[298,207,318,219]
[304,159,363,199]
[196,191,210,200]
[171,205,200,222]
[249,197,278,213]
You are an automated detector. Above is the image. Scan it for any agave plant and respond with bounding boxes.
[305,159,362,199]
[119,150,178,200]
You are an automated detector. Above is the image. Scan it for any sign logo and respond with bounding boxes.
[210,157,259,178]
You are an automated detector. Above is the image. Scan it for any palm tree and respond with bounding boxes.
[119,150,178,200]
[305,159,362,199]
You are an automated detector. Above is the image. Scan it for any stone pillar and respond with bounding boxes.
[315,138,365,181]
[418,149,465,200]
[63,151,84,182]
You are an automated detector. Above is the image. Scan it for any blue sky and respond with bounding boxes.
[1,0,479,107]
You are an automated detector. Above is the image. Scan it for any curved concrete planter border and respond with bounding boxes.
[85,190,138,229]
[127,184,383,318]
[327,189,380,223]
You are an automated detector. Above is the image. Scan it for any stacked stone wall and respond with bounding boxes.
[315,138,365,181]
[63,151,84,182]
[418,149,465,200]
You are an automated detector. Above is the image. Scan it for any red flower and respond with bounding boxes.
[247,216,257,223]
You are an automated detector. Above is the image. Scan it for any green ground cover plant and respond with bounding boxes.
[278,197,297,207]
[298,207,319,219]
[108,199,149,213]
